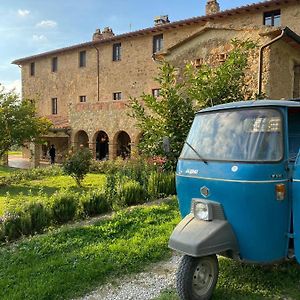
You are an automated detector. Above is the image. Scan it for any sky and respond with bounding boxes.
[0,0,253,94]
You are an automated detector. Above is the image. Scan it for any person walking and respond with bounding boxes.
[49,144,56,165]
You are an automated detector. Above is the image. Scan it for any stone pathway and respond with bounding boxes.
[8,155,51,169]
[78,254,181,300]
[8,155,30,169]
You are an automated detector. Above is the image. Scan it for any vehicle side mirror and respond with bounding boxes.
[162,137,170,154]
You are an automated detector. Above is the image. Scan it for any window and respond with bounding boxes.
[30,62,35,76]
[218,53,228,62]
[113,43,121,61]
[79,50,86,67]
[113,92,122,100]
[264,10,281,26]
[181,109,283,162]
[153,34,163,54]
[79,95,87,103]
[51,57,58,72]
[51,98,58,115]
[152,89,160,98]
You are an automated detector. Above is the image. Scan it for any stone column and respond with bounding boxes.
[108,143,116,160]
[29,143,40,168]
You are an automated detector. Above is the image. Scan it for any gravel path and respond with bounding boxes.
[78,254,182,300]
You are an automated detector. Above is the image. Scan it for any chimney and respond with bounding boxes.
[206,0,220,15]
[154,15,170,26]
[92,29,102,41]
[102,27,115,39]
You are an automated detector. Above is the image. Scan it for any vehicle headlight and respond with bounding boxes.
[192,200,212,221]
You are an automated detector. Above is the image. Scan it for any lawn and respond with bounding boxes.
[0,165,16,176]
[0,173,106,215]
[154,258,300,300]
[0,199,180,300]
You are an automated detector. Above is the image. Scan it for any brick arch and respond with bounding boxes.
[113,130,131,159]
[74,130,89,150]
[93,130,109,160]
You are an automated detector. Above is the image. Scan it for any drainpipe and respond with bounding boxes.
[93,45,100,102]
[258,29,285,96]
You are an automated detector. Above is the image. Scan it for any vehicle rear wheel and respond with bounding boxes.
[176,255,219,300]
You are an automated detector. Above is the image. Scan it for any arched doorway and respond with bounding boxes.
[115,131,131,159]
[95,131,109,160]
[74,130,89,150]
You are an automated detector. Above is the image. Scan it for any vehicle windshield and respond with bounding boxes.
[180,108,283,162]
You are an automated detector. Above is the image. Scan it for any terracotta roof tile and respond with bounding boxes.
[12,0,299,64]
[45,115,70,129]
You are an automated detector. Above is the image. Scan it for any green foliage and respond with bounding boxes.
[129,63,195,170]
[24,202,51,233]
[50,190,79,224]
[148,172,176,198]
[118,179,146,206]
[186,39,257,108]
[63,148,93,186]
[0,199,180,300]
[0,86,51,159]
[129,40,257,170]
[80,189,111,217]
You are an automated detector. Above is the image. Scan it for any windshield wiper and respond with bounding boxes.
[184,141,208,164]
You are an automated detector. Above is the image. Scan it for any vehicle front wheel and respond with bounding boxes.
[176,255,219,300]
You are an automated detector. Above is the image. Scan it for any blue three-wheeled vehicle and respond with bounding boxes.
[169,100,300,300]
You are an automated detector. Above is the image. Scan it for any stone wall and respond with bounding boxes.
[19,1,300,161]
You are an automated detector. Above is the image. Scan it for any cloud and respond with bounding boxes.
[18,9,30,17]
[1,80,22,96]
[36,20,57,29]
[32,34,48,42]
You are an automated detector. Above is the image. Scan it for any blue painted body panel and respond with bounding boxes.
[174,102,300,264]
[176,160,290,262]
[293,161,300,264]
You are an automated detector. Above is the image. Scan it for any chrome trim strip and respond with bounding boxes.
[176,174,289,184]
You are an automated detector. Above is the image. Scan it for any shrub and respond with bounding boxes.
[118,180,146,206]
[63,148,93,187]
[147,172,176,198]
[80,189,110,217]
[0,212,22,241]
[51,190,79,224]
[24,202,51,233]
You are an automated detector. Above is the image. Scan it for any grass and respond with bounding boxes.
[0,165,16,176]
[0,199,180,300]
[0,173,106,215]
[153,258,300,300]
[8,151,22,156]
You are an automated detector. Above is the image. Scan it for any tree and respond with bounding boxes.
[0,86,51,159]
[128,63,195,170]
[63,147,93,187]
[128,39,256,170]
[186,39,257,108]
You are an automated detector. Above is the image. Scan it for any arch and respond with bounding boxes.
[114,131,131,159]
[74,130,89,150]
[94,131,109,160]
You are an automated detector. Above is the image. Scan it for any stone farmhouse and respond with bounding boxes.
[12,0,300,165]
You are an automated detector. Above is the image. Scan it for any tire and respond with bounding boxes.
[176,255,219,300]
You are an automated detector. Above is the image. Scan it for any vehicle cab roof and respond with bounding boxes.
[198,99,300,114]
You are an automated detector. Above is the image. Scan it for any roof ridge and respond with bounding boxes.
[12,0,296,64]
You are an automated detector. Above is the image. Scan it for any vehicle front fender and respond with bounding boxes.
[169,214,239,257]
